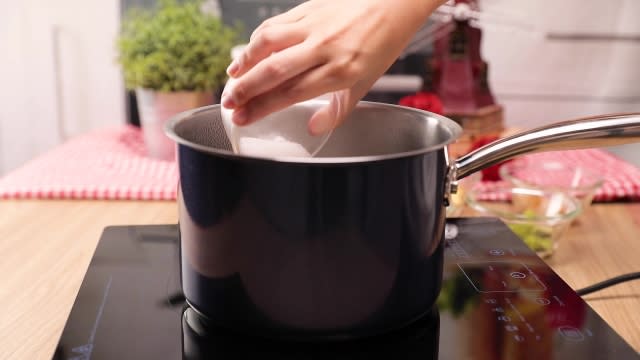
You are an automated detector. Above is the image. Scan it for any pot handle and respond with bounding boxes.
[452,112,640,182]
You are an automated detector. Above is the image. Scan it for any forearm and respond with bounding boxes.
[379,0,448,54]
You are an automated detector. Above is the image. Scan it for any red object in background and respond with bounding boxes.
[399,91,444,115]
[542,274,587,329]
[429,0,497,113]
[468,135,512,181]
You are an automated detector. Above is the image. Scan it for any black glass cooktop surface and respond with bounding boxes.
[53,218,639,359]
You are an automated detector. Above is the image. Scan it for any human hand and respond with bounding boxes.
[221,0,445,135]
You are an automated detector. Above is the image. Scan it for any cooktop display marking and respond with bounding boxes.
[457,261,547,293]
[69,276,112,360]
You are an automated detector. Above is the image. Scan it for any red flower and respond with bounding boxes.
[399,91,444,115]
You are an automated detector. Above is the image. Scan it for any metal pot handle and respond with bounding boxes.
[447,112,640,195]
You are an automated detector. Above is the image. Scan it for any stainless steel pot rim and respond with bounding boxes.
[164,101,463,165]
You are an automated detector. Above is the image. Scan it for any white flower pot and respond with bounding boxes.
[136,88,214,160]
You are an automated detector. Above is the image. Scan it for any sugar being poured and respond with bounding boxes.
[237,136,312,157]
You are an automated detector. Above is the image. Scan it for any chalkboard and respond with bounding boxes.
[121,0,162,14]
[219,0,305,39]
[121,0,305,40]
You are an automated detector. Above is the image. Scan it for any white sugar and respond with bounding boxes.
[238,136,312,157]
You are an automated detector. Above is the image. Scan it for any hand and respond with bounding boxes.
[221,0,444,135]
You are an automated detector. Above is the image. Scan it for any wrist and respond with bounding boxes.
[379,0,446,46]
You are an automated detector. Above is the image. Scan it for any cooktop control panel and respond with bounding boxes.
[53,219,640,359]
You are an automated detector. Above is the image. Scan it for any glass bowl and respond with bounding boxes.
[499,160,604,211]
[466,185,582,258]
[221,78,333,159]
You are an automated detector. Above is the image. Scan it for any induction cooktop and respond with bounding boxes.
[52,218,639,359]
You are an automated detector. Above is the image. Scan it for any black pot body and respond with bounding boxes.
[177,144,448,339]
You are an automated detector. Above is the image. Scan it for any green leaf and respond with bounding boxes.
[116,0,244,91]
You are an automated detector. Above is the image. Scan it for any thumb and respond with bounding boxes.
[308,90,350,136]
[312,82,375,136]
[308,79,377,136]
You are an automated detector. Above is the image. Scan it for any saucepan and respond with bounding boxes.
[165,101,640,341]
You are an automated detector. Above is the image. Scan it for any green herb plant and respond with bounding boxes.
[117,0,242,92]
[437,269,482,317]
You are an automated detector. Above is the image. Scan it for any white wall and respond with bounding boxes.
[480,0,640,127]
[0,0,638,176]
[0,0,124,175]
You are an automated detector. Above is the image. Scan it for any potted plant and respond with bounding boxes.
[117,0,241,160]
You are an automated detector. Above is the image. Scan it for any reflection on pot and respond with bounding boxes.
[182,306,440,359]
[437,260,587,359]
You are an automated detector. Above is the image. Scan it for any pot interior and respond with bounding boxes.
[168,102,462,162]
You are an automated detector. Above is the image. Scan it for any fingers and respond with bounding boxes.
[228,1,315,77]
[223,42,326,113]
[227,23,306,78]
[249,1,312,41]
[230,65,341,127]
[227,48,373,131]
[222,0,401,132]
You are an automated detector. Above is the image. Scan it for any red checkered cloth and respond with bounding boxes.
[473,149,640,202]
[0,125,178,200]
[0,125,639,201]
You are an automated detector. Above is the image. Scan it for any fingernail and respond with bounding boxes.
[221,93,236,108]
[233,108,248,125]
[309,116,334,135]
[226,61,239,76]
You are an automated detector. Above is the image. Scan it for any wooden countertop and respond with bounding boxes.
[0,200,638,359]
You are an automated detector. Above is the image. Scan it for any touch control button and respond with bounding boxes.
[511,272,526,279]
[535,298,551,306]
[445,224,459,240]
[559,326,585,341]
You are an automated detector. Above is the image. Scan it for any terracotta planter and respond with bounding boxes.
[136,89,214,160]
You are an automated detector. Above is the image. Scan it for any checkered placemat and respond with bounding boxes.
[0,125,639,201]
[473,149,640,202]
[0,125,178,200]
